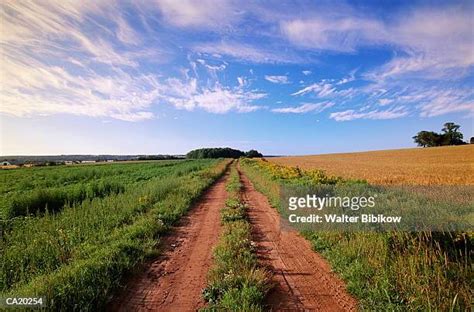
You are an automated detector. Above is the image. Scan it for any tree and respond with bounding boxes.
[186,148,263,159]
[186,148,245,159]
[245,150,263,158]
[413,122,466,147]
[413,131,442,147]
[470,137,474,144]
[441,122,464,145]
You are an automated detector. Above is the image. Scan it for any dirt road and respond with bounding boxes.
[239,169,357,311]
[109,170,229,311]
[109,164,356,311]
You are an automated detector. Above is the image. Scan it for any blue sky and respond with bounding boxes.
[1,0,473,155]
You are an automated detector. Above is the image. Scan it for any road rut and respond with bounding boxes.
[109,169,229,311]
[239,169,357,311]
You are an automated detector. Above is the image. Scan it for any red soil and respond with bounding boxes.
[239,169,358,311]
[108,170,229,311]
[109,164,356,311]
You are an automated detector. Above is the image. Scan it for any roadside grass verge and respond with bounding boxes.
[202,163,271,311]
[240,158,472,311]
[0,159,231,310]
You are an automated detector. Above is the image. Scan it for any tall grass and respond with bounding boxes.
[202,163,271,311]
[0,160,191,219]
[0,159,230,310]
[240,158,472,311]
[3,180,125,218]
[1,161,182,194]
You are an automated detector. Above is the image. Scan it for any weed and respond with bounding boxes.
[202,164,271,311]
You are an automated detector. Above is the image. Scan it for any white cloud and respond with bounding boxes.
[2,1,472,124]
[236,76,252,88]
[0,55,160,121]
[115,15,141,45]
[196,59,226,72]
[330,107,408,121]
[366,55,439,81]
[264,75,289,84]
[378,98,394,106]
[370,7,472,80]
[419,95,474,118]
[281,5,473,79]
[0,2,265,121]
[365,81,474,118]
[0,1,166,122]
[336,69,357,85]
[420,100,474,118]
[0,1,150,67]
[195,58,226,80]
[162,79,265,114]
[110,111,155,122]
[292,82,336,97]
[193,41,304,64]
[281,16,386,52]
[272,102,334,114]
[155,0,239,29]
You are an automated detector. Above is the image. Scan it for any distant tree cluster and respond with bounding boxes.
[413,122,467,147]
[245,149,264,158]
[137,155,182,161]
[186,148,263,159]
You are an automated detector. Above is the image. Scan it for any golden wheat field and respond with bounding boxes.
[270,145,474,185]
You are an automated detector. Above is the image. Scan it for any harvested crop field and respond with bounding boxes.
[270,145,474,185]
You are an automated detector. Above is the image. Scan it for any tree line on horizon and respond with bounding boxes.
[413,122,472,147]
[186,148,263,159]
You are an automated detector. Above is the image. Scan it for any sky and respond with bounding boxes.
[1,0,473,155]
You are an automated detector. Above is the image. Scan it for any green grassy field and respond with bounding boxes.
[0,159,229,310]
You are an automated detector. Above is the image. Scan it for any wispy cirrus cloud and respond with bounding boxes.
[281,16,386,53]
[272,102,334,114]
[0,0,167,121]
[364,79,474,118]
[162,78,266,114]
[265,75,289,84]
[292,71,358,97]
[330,107,409,121]
[155,0,240,29]
[402,88,474,118]
[193,41,306,64]
[378,98,394,106]
[0,56,161,121]
[0,0,268,120]
[292,82,334,97]
[281,4,473,81]
[369,7,473,80]
[1,0,472,125]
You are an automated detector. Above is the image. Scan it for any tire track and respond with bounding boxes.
[239,168,357,311]
[108,169,230,311]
